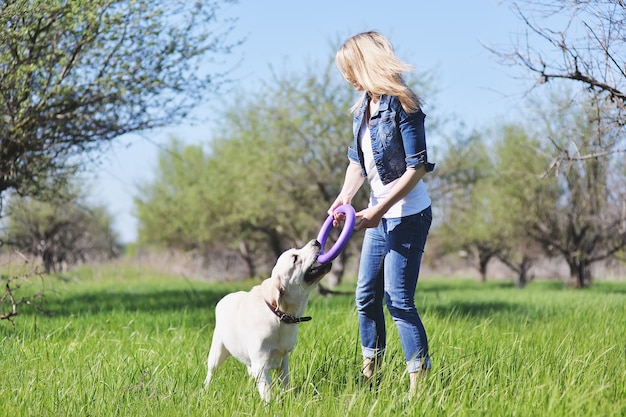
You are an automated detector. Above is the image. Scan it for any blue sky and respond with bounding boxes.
[91,0,535,243]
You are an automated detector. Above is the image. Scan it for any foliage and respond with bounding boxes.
[523,89,626,287]
[0,266,624,416]
[134,139,211,251]
[3,183,122,273]
[135,60,438,281]
[135,64,361,279]
[207,66,360,250]
[0,0,240,202]
[489,124,556,286]
[434,87,626,288]
[433,130,499,281]
[477,0,626,286]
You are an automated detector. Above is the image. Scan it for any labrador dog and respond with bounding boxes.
[204,239,332,402]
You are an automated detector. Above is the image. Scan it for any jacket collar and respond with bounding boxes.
[359,93,391,117]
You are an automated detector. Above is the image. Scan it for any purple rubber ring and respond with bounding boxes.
[316,204,356,264]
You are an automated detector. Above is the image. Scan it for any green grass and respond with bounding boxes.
[1,266,625,416]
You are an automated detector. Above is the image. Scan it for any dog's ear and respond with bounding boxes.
[261,275,284,306]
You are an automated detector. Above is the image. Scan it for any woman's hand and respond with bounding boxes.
[328,195,351,227]
[355,206,384,231]
[328,163,364,227]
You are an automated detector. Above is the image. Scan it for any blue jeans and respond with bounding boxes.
[355,206,432,373]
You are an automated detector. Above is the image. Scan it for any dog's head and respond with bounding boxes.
[262,240,332,315]
[271,239,332,287]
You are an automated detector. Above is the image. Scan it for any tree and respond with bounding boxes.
[490,125,556,287]
[487,1,626,286]
[433,130,500,281]
[136,62,364,282]
[136,60,439,283]
[523,91,626,287]
[135,139,211,251]
[3,183,122,273]
[0,0,240,203]
[491,0,626,163]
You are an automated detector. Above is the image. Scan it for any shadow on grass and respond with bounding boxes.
[21,277,243,319]
[418,278,582,293]
[14,273,625,323]
[49,288,231,317]
[419,279,517,294]
[428,301,525,319]
[589,281,626,295]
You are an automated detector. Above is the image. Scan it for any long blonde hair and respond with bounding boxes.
[335,31,421,113]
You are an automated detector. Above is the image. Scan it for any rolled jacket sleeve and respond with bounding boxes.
[347,145,360,165]
[398,107,435,172]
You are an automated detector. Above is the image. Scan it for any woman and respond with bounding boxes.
[329,31,435,395]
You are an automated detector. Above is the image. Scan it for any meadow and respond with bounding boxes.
[0,265,624,417]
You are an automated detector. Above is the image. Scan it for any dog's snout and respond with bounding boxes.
[313,240,321,249]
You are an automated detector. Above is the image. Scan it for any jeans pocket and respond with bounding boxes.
[386,207,431,233]
[420,206,433,225]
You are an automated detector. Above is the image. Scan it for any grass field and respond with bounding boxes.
[1,265,625,416]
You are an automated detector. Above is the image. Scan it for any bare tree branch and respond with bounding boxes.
[0,251,48,327]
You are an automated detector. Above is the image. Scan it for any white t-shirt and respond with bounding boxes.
[357,119,431,219]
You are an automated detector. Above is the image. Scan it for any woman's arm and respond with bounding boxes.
[329,163,365,224]
[329,162,364,211]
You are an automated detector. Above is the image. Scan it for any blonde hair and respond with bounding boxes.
[335,31,421,113]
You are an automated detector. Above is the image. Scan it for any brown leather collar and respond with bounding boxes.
[265,300,312,324]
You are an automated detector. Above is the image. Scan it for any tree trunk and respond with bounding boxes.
[516,256,532,288]
[516,270,527,288]
[474,244,498,283]
[324,249,348,288]
[238,241,257,278]
[569,258,592,288]
[267,229,284,259]
[478,252,491,282]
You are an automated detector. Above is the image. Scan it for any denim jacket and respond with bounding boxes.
[347,94,435,185]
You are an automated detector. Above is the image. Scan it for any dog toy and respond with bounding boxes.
[316,204,356,264]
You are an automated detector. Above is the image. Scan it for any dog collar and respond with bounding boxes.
[265,300,312,324]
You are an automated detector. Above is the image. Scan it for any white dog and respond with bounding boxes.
[204,239,332,402]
